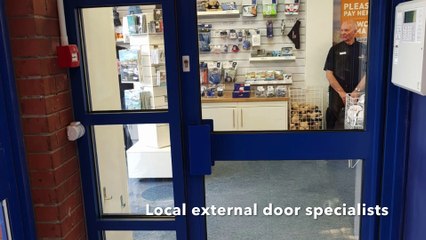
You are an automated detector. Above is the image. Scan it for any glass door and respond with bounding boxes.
[64,0,187,239]
[66,0,391,239]
[178,0,390,239]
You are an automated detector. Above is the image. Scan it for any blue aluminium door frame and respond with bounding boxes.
[64,0,409,240]
[176,0,405,239]
[0,1,37,239]
[380,0,412,239]
[63,0,189,239]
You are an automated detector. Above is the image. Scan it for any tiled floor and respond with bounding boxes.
[128,160,360,240]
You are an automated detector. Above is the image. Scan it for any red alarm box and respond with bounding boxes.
[57,45,80,68]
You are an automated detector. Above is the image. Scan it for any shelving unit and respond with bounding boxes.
[245,80,292,85]
[115,6,172,179]
[197,10,241,18]
[198,1,306,131]
[249,56,296,62]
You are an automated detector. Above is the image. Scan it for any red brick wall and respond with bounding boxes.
[5,0,86,239]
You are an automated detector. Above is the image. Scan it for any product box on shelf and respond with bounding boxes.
[233,83,251,91]
[232,91,250,98]
[118,49,140,82]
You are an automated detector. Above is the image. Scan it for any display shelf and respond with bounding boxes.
[249,56,296,62]
[128,32,164,36]
[121,81,138,84]
[197,10,240,18]
[245,80,292,85]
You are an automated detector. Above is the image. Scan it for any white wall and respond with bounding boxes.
[81,10,131,240]
[82,7,121,111]
[305,0,333,88]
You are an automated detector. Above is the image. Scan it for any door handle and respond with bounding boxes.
[233,109,236,128]
[120,195,126,208]
[240,109,244,128]
[103,187,113,200]
[67,121,85,141]
[187,123,213,176]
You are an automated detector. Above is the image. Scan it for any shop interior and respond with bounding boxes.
[80,1,365,239]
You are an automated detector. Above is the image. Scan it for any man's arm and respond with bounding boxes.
[326,70,347,104]
[350,75,366,98]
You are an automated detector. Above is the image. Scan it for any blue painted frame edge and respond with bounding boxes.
[379,0,411,239]
[63,0,188,239]
[0,1,37,239]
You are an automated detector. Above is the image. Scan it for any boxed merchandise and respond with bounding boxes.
[221,2,238,10]
[265,70,275,80]
[275,70,284,80]
[245,72,257,80]
[275,85,287,97]
[200,62,209,84]
[118,49,140,82]
[232,91,250,98]
[156,70,167,86]
[262,0,277,16]
[242,0,257,17]
[234,83,251,91]
[283,74,293,84]
[256,71,267,80]
[207,61,223,85]
[266,85,275,97]
[223,61,238,83]
[124,89,142,110]
[233,83,251,98]
[255,86,266,97]
[284,0,300,15]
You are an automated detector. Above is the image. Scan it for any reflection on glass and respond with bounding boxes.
[104,231,176,240]
[198,1,369,131]
[206,160,363,240]
[92,124,173,215]
[81,5,168,111]
[0,200,10,240]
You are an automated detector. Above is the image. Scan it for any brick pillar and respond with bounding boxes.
[5,0,86,239]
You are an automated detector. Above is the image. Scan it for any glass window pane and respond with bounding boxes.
[92,124,174,215]
[206,160,363,239]
[104,231,176,240]
[198,1,369,131]
[81,5,168,111]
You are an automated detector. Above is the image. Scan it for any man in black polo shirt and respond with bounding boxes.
[324,20,367,129]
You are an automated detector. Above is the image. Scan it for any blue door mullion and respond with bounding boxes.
[96,218,176,230]
[80,112,171,125]
[211,132,372,160]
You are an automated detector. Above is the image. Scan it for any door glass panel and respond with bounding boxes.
[81,5,168,111]
[92,124,173,215]
[198,0,369,131]
[205,160,363,239]
[104,231,176,240]
[0,200,11,240]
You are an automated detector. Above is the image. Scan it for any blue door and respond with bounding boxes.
[65,0,396,239]
[0,2,37,239]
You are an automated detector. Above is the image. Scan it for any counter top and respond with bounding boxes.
[201,92,289,103]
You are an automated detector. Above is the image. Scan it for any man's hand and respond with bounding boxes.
[338,91,347,105]
[326,70,347,104]
[350,91,360,100]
